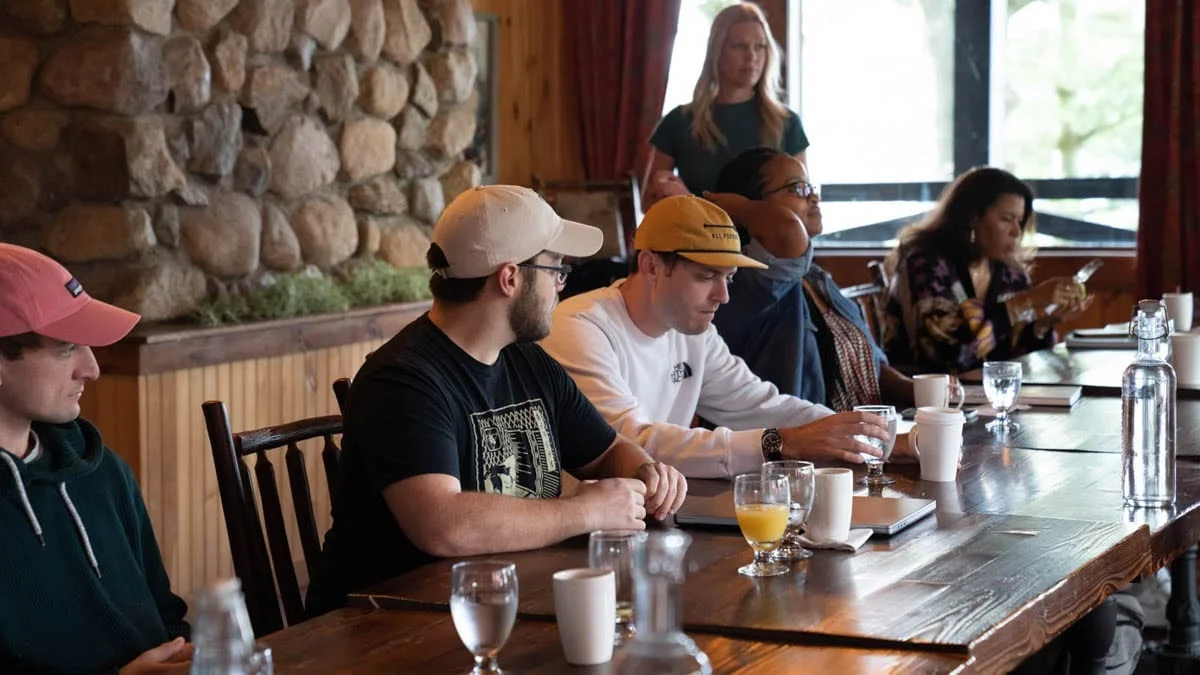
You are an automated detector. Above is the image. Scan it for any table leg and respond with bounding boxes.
[1163,546,1200,657]
[1141,546,1200,673]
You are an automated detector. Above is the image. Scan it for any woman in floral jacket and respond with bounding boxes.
[883,167,1089,374]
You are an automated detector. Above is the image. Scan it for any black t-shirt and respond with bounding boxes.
[308,314,616,610]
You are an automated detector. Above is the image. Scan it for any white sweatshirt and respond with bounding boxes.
[541,283,835,478]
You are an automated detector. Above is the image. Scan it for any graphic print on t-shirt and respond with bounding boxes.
[470,399,561,498]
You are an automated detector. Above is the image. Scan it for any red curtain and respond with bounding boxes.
[564,0,682,183]
[1137,0,1200,298]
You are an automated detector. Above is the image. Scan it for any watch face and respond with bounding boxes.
[762,428,783,459]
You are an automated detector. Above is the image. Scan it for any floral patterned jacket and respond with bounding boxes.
[882,243,1052,373]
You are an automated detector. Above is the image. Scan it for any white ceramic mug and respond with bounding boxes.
[911,407,966,482]
[1164,292,1194,333]
[913,374,965,410]
[807,468,853,543]
[1171,333,1200,387]
[553,568,616,665]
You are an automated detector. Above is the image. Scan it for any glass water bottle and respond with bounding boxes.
[612,530,712,675]
[1122,299,1176,507]
[191,578,274,675]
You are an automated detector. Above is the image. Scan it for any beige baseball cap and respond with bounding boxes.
[430,185,604,278]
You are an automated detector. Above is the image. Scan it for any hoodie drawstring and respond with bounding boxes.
[58,483,101,578]
[2,452,45,546]
[1,453,101,578]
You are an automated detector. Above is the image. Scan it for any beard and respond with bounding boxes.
[508,280,552,343]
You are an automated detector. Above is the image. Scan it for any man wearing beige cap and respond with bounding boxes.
[541,195,889,479]
[308,186,688,614]
[0,244,192,673]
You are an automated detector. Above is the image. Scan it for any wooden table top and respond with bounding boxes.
[960,395,1200,456]
[880,445,1200,572]
[221,607,970,674]
[959,343,1200,399]
[352,513,1146,673]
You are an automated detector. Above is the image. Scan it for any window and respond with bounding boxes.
[804,0,1144,248]
[660,0,1145,248]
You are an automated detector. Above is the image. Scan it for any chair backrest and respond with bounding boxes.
[840,261,890,345]
[332,377,351,415]
[202,401,343,636]
[532,173,643,260]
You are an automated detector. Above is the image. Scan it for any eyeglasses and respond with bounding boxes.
[518,262,573,285]
[764,181,820,200]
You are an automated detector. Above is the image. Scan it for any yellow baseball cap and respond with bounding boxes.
[633,195,767,269]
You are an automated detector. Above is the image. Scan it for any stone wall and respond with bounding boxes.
[0,0,481,320]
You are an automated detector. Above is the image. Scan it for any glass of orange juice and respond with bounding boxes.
[733,473,791,577]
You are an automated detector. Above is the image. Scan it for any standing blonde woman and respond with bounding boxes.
[645,2,808,205]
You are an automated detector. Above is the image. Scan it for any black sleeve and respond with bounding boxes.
[346,363,462,494]
[538,348,617,472]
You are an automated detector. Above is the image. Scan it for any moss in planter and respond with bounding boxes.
[192,261,431,326]
[337,260,429,308]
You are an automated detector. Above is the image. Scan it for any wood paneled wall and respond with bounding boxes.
[80,340,385,601]
[472,0,585,185]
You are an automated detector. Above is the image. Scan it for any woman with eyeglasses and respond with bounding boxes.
[643,3,808,208]
[705,147,914,412]
[882,167,1090,374]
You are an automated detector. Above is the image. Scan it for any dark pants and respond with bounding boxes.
[1013,597,1119,675]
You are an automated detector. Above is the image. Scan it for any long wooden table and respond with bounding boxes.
[961,396,1200,456]
[960,343,1200,400]
[352,514,1147,673]
[227,606,971,674]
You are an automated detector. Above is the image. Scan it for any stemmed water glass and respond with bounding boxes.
[588,530,640,645]
[983,361,1023,431]
[733,473,791,577]
[762,460,814,562]
[450,560,519,674]
[853,405,899,485]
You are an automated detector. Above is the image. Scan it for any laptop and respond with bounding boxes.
[673,491,936,536]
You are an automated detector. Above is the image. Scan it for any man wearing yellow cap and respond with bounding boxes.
[541,195,889,479]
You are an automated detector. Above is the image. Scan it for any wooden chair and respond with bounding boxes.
[332,377,351,415]
[840,262,890,345]
[532,173,644,259]
[202,401,344,636]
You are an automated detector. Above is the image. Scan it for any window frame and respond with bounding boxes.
[771,0,1140,250]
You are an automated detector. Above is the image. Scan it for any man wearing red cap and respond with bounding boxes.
[0,243,191,673]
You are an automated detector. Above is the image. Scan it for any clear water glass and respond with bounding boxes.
[732,473,790,577]
[588,530,639,645]
[450,560,518,674]
[852,405,898,485]
[761,461,814,562]
[983,361,1023,431]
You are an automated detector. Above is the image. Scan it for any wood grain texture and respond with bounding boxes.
[960,395,1200,454]
[351,516,1145,673]
[187,607,969,675]
[865,446,1200,575]
[472,0,586,186]
[80,339,386,602]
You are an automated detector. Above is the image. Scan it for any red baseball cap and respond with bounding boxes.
[0,243,140,347]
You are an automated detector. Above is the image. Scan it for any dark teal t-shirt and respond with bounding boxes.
[649,98,809,195]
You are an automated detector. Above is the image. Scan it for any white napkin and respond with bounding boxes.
[798,528,873,553]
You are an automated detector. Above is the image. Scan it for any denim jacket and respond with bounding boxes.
[713,239,888,408]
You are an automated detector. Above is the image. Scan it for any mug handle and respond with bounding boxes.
[948,379,965,409]
[909,427,921,459]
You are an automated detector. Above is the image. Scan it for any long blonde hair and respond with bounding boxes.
[689,3,789,152]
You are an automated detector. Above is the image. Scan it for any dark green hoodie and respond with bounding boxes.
[0,418,189,674]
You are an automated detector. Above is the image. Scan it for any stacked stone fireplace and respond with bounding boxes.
[0,0,481,320]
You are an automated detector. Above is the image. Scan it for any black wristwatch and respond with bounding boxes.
[761,428,783,462]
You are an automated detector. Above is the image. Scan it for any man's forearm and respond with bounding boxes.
[386,488,591,558]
